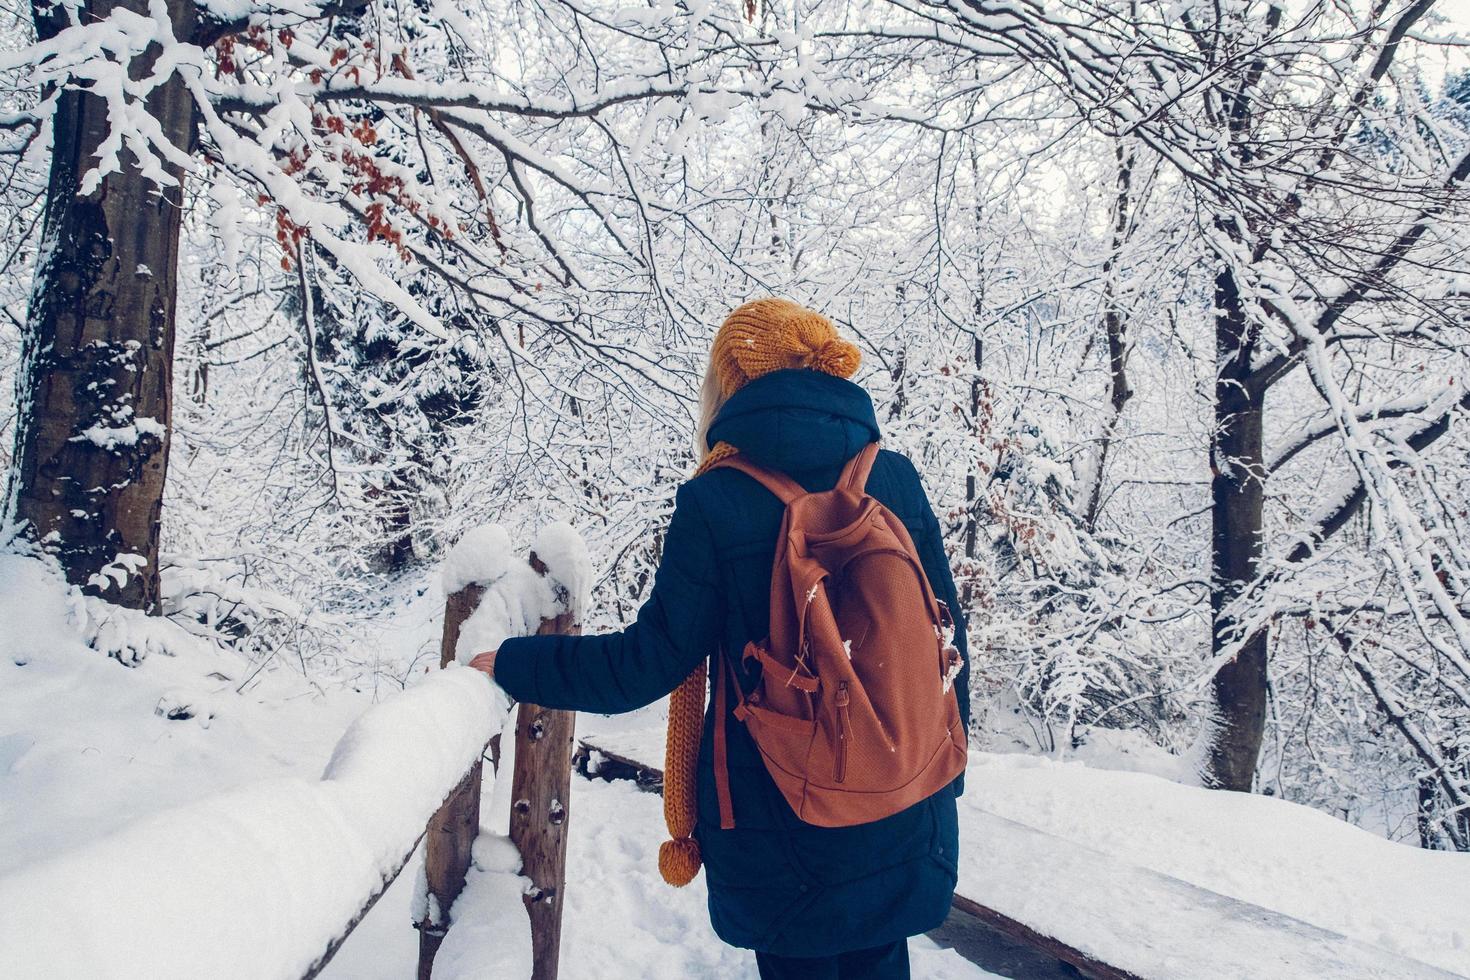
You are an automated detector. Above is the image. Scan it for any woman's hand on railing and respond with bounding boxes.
[469,650,498,679]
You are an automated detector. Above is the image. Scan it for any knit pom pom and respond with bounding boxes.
[805,337,861,379]
[659,837,702,886]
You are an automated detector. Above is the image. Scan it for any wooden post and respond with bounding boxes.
[416,547,581,980]
[508,553,580,980]
[416,583,487,978]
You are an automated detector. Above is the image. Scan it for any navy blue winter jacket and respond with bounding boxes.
[495,368,970,957]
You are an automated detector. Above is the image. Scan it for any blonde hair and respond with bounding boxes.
[693,353,727,463]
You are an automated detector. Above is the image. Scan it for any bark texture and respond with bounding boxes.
[7,0,197,611]
[1204,261,1268,791]
[1080,145,1135,532]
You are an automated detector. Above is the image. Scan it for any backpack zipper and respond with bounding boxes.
[834,681,850,783]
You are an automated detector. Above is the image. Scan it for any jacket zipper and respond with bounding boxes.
[834,682,850,783]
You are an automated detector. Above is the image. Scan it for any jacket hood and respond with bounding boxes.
[706,369,880,474]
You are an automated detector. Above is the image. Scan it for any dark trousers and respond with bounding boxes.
[754,940,909,980]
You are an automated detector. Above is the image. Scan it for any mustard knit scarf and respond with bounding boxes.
[657,440,738,885]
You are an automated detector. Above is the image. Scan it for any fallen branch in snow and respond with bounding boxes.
[573,740,664,794]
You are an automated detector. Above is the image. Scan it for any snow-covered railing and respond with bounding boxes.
[0,523,587,980]
[418,523,588,980]
[0,666,501,979]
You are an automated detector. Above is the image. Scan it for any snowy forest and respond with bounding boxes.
[2,0,1470,976]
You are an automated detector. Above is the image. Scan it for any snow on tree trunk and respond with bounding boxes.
[5,0,197,612]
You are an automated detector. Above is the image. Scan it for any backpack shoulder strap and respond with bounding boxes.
[839,442,880,493]
[712,649,741,830]
[706,453,805,505]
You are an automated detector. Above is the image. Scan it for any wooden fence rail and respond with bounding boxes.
[416,582,490,978]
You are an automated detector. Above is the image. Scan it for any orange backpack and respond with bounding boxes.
[708,442,969,829]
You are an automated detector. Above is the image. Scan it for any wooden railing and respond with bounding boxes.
[415,580,492,977]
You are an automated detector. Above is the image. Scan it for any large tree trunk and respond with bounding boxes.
[1203,260,1268,790]
[6,0,197,612]
[1198,5,1280,792]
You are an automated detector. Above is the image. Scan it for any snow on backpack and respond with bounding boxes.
[707,442,968,829]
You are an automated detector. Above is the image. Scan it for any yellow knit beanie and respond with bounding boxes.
[709,297,862,397]
[658,298,860,887]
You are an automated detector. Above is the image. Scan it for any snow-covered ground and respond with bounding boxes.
[0,553,376,879]
[568,718,1470,978]
[955,755,1470,978]
[961,754,1470,974]
[3,548,1467,979]
[320,755,992,980]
